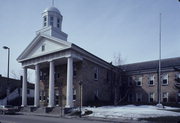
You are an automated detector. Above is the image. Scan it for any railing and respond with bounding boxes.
[0,88,20,105]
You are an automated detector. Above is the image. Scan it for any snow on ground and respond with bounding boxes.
[83,105,180,120]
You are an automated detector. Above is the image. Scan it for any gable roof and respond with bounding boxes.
[17,33,72,62]
[121,57,180,72]
[17,34,114,69]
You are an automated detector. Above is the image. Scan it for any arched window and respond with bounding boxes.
[50,16,54,26]
[57,18,60,28]
[43,16,47,27]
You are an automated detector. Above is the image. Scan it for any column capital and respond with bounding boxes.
[34,63,40,66]
[48,59,55,62]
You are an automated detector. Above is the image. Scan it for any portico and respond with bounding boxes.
[20,49,82,107]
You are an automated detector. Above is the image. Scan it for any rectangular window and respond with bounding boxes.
[128,77,133,86]
[94,67,99,80]
[128,93,133,102]
[73,64,77,77]
[136,76,142,86]
[162,92,168,103]
[50,16,54,21]
[162,74,168,85]
[50,16,54,26]
[149,75,155,85]
[136,93,142,102]
[177,93,180,103]
[57,73,60,78]
[57,18,60,28]
[149,92,154,103]
[43,16,47,27]
[27,89,30,94]
[73,89,76,101]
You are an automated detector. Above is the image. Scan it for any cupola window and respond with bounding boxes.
[50,16,54,26]
[43,16,47,27]
[57,18,60,28]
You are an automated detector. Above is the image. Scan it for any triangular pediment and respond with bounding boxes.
[17,34,72,62]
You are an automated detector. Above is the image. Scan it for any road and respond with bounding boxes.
[0,114,114,123]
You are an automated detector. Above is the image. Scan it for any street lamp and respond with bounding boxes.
[79,81,83,118]
[3,46,10,105]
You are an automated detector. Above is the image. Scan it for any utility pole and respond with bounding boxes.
[157,14,163,108]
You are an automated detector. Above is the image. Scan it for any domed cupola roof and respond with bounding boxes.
[44,6,60,14]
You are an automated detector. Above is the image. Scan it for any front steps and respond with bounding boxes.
[20,106,65,115]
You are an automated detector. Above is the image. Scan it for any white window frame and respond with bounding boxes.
[149,92,154,103]
[136,76,142,86]
[175,73,180,79]
[149,75,155,85]
[162,92,168,103]
[43,16,47,27]
[162,74,168,85]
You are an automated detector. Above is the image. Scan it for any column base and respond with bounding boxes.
[21,105,27,107]
[48,105,54,108]
[156,103,164,108]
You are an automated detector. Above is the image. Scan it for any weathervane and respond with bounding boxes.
[52,0,54,6]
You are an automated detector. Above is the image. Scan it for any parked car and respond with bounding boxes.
[0,105,17,114]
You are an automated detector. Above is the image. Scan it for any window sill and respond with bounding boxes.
[136,85,142,87]
[162,84,168,86]
[149,84,155,87]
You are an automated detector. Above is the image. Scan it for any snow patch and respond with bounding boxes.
[82,105,180,120]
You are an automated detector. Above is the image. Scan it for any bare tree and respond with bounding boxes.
[11,69,34,82]
[113,53,124,66]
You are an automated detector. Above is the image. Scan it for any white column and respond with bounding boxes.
[34,64,40,107]
[48,61,55,107]
[66,57,74,108]
[22,67,27,107]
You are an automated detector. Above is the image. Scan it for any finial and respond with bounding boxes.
[52,0,54,6]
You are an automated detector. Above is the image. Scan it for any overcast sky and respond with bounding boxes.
[0,0,180,81]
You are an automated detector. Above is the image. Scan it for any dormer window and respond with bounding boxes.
[43,16,47,27]
[41,44,45,52]
[50,16,54,26]
[57,18,60,28]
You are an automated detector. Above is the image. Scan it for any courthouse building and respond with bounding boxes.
[17,6,180,108]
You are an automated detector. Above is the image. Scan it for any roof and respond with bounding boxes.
[121,57,180,72]
[43,6,60,14]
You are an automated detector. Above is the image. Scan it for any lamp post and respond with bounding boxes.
[3,46,10,105]
[79,81,83,118]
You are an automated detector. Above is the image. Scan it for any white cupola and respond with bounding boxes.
[36,6,68,41]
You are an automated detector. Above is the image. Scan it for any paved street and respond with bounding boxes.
[0,114,114,123]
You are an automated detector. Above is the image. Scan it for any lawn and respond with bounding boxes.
[82,105,180,121]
